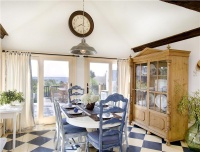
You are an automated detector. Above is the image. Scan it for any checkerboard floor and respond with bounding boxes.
[2,124,193,152]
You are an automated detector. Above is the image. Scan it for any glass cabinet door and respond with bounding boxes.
[135,63,147,107]
[149,61,168,113]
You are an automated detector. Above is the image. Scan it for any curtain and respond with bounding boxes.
[2,51,34,130]
[117,59,130,98]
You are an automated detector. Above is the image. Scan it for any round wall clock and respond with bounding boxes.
[68,10,94,38]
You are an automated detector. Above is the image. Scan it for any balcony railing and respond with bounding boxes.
[44,86,59,97]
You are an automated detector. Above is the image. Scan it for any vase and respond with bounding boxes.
[185,120,200,152]
[86,103,95,110]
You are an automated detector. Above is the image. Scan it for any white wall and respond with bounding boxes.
[156,36,200,94]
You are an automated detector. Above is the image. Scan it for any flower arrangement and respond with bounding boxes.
[81,94,99,105]
[0,90,25,105]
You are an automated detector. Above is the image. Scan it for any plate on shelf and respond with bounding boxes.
[150,64,156,75]
[67,110,82,115]
[149,94,155,107]
[97,113,113,119]
[155,94,167,111]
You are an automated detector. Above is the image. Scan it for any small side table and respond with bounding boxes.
[0,105,23,149]
[0,137,7,151]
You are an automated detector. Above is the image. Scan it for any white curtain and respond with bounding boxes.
[2,51,34,130]
[117,59,130,98]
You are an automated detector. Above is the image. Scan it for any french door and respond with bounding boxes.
[31,55,76,124]
[84,58,117,99]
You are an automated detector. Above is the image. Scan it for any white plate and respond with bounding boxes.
[149,94,155,107]
[97,114,113,119]
[67,110,82,115]
[155,95,167,111]
[62,105,76,109]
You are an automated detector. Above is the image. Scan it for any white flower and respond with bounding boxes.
[81,94,99,105]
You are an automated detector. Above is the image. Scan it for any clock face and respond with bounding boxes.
[72,15,91,35]
[69,11,94,37]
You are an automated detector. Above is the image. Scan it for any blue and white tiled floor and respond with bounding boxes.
[2,124,193,152]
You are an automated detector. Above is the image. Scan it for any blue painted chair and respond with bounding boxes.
[86,93,128,152]
[51,89,69,150]
[54,100,87,152]
[68,85,84,104]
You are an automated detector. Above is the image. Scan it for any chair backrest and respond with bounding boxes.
[99,93,128,150]
[50,86,59,102]
[54,100,65,136]
[68,85,84,103]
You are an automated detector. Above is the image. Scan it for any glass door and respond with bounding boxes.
[135,63,147,107]
[85,58,117,99]
[31,55,76,124]
[149,61,168,113]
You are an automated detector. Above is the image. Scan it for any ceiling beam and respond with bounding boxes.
[161,0,200,12]
[131,27,200,52]
[0,24,8,39]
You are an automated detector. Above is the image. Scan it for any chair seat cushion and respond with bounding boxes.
[88,130,119,149]
[64,124,86,134]
[62,118,68,125]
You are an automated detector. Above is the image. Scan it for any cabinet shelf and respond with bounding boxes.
[129,48,190,145]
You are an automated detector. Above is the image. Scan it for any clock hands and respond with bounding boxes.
[74,24,88,29]
[75,24,83,28]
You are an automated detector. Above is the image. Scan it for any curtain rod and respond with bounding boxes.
[83,56,117,60]
[2,50,127,59]
[2,50,79,57]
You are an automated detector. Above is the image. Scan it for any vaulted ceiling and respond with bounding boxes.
[1,0,200,58]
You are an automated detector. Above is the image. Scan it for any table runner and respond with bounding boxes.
[61,105,121,121]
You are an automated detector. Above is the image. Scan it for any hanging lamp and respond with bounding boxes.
[70,0,97,55]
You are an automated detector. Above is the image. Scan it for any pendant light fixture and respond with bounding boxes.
[70,0,97,55]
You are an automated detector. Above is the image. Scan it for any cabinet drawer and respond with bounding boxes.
[149,112,167,134]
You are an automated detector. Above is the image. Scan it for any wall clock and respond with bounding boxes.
[68,10,94,38]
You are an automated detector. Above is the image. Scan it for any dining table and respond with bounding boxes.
[60,103,121,129]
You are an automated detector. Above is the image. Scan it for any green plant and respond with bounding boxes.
[0,90,25,105]
[178,90,200,121]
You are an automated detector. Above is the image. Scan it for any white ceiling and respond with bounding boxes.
[1,0,200,58]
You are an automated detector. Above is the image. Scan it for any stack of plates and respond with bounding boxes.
[155,95,167,111]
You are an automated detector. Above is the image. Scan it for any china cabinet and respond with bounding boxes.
[129,48,190,145]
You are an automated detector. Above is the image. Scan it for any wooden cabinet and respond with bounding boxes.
[129,48,190,145]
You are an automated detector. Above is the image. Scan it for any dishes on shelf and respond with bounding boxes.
[149,94,155,106]
[159,67,167,75]
[142,66,147,75]
[155,94,167,111]
[155,79,167,92]
[138,100,146,106]
[150,64,156,75]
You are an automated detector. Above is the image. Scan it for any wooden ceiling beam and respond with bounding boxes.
[0,24,8,39]
[161,0,200,12]
[131,27,200,52]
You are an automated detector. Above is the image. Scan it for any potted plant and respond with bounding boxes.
[81,94,99,110]
[0,90,25,105]
[178,90,200,152]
